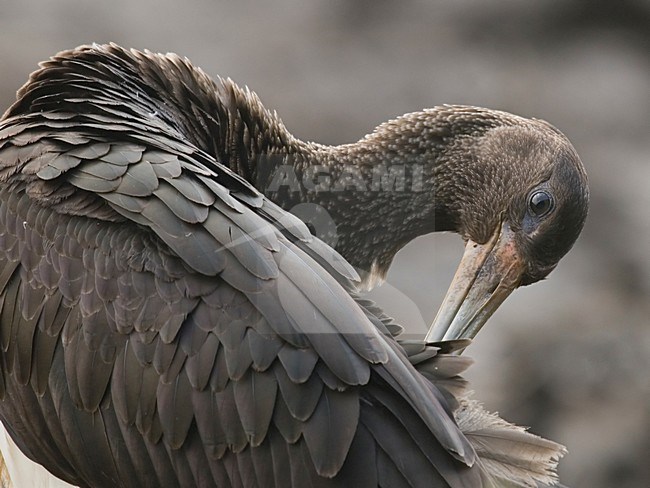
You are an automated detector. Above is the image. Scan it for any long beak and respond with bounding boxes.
[425,222,525,344]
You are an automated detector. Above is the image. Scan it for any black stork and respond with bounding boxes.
[0,44,588,487]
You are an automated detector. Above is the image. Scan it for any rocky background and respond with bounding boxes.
[1,1,649,487]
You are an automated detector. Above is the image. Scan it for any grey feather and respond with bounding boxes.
[100,143,146,165]
[153,180,209,223]
[233,369,278,446]
[156,371,194,449]
[277,345,319,384]
[246,326,282,372]
[455,399,567,488]
[302,387,359,477]
[67,142,111,160]
[185,332,219,390]
[274,363,323,422]
[116,160,158,196]
[77,159,129,180]
[164,173,215,206]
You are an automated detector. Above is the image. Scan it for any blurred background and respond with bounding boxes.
[1,1,648,486]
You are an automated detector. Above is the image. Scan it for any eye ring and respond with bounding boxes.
[529,190,554,217]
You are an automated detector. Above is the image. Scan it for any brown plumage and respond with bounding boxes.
[0,44,588,487]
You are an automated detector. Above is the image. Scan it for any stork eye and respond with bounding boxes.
[529,190,554,217]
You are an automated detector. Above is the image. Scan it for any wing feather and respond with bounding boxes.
[302,387,359,477]
[156,371,194,450]
[233,369,278,447]
[273,362,323,422]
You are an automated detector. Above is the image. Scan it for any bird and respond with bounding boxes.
[0,43,588,487]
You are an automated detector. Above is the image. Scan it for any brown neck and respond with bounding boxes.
[244,133,441,283]
[240,108,542,282]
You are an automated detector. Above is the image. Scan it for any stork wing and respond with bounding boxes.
[0,108,480,487]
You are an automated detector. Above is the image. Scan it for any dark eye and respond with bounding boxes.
[529,190,553,217]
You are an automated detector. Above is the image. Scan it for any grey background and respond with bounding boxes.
[1,1,648,487]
